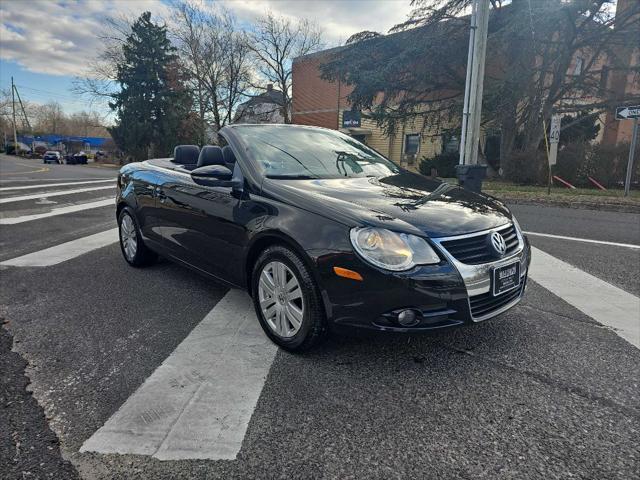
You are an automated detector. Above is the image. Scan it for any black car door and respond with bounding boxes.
[155,166,247,285]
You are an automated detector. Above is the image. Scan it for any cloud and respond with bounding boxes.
[0,0,172,77]
[219,0,413,45]
[0,0,412,78]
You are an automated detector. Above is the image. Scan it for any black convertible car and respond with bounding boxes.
[116,125,530,351]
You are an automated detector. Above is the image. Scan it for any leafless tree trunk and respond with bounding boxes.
[246,12,323,123]
[171,3,252,135]
[173,2,210,143]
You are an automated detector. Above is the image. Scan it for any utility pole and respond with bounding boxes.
[457,0,490,192]
[12,80,35,153]
[11,76,18,154]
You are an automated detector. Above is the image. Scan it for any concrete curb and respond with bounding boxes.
[487,192,640,214]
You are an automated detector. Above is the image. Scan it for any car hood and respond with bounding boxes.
[263,170,512,238]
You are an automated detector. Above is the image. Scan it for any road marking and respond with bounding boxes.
[80,289,277,460]
[0,199,113,225]
[529,247,640,349]
[0,179,114,192]
[1,177,114,184]
[524,231,640,250]
[0,228,119,267]
[5,166,50,174]
[6,160,51,174]
[0,185,114,204]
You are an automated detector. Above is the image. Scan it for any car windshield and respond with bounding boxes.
[235,125,400,179]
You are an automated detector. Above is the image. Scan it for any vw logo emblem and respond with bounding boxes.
[489,231,507,257]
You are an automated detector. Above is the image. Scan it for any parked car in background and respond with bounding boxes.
[65,152,88,165]
[5,142,31,156]
[115,124,531,352]
[43,151,63,164]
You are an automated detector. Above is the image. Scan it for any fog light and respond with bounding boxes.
[397,309,419,327]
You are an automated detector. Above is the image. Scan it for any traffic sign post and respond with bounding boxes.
[617,105,640,197]
[623,118,638,197]
[544,114,561,195]
[548,114,561,166]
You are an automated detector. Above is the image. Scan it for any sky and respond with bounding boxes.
[0,0,414,116]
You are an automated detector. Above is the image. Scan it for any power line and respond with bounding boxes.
[16,85,79,100]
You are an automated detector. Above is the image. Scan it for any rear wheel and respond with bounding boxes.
[252,245,327,352]
[118,208,157,267]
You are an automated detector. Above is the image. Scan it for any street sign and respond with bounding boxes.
[616,105,640,120]
[548,114,561,166]
[549,114,561,144]
[342,110,361,128]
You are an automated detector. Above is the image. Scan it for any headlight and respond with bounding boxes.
[349,227,440,271]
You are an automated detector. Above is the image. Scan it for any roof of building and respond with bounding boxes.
[239,87,285,108]
[17,134,109,147]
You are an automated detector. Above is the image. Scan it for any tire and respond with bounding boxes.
[118,207,157,267]
[252,245,327,352]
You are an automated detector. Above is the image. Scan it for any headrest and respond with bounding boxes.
[222,145,237,166]
[197,146,225,168]
[173,145,200,164]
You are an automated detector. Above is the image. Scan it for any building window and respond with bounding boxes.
[573,56,583,76]
[442,134,460,154]
[599,66,609,93]
[404,134,420,155]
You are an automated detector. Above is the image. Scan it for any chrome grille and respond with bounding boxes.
[440,223,519,265]
[469,282,524,319]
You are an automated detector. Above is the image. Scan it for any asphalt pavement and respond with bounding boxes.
[0,153,638,480]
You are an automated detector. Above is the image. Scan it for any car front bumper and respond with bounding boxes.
[317,225,531,333]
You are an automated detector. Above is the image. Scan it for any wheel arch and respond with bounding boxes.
[244,231,319,297]
[116,201,128,220]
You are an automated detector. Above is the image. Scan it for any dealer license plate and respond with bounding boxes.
[492,261,521,296]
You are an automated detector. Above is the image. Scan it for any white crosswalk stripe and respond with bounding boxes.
[524,231,640,250]
[0,179,114,192]
[0,199,114,224]
[0,228,119,267]
[529,247,640,349]
[80,289,277,460]
[74,243,640,461]
[0,185,115,204]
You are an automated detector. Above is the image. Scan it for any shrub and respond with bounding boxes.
[419,151,459,178]
[588,142,639,188]
[554,142,589,186]
[551,142,638,188]
[502,150,547,184]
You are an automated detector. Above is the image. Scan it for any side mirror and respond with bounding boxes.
[191,165,233,180]
[191,165,241,190]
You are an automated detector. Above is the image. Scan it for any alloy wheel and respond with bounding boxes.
[120,214,138,261]
[258,261,304,338]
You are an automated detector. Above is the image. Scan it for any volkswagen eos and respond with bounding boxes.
[116,125,531,351]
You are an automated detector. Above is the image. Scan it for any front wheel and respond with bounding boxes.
[252,245,327,352]
[118,207,157,267]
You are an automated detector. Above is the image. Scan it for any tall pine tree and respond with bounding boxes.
[109,12,193,160]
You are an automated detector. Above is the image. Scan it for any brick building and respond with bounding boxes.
[601,0,640,146]
[292,0,639,170]
[292,47,442,170]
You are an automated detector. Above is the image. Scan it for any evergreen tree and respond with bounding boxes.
[109,12,193,160]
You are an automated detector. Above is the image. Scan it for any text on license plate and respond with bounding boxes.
[493,261,521,296]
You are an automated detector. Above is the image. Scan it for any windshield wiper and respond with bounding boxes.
[266,174,318,179]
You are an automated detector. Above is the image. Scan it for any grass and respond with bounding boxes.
[441,178,640,199]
